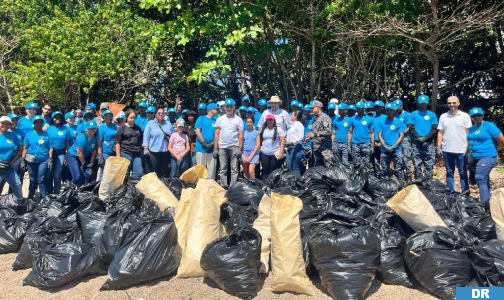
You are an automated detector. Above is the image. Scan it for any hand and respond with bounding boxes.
[387,147,394,154]
[96,154,104,168]
[347,143,352,154]
[212,151,219,159]
[47,158,53,171]
[20,160,26,172]
[422,141,429,148]
[374,141,381,147]
[204,142,214,153]
[276,151,283,160]
[242,155,250,163]
[436,146,443,158]
[370,143,375,155]
[306,132,314,139]
[235,148,243,159]
[176,155,182,163]
[63,159,67,166]
[143,148,149,156]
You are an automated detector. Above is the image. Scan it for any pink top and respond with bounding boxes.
[169,132,188,156]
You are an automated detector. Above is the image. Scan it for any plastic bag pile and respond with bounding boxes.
[1,161,504,300]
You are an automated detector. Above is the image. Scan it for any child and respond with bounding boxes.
[169,118,191,176]
[241,116,260,178]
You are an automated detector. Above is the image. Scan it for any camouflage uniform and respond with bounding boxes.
[380,150,405,183]
[401,137,413,177]
[411,140,435,179]
[311,113,334,167]
[333,142,348,164]
[351,143,372,164]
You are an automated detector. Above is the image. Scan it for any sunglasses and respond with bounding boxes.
[147,112,155,114]
[471,115,483,118]
[157,112,166,115]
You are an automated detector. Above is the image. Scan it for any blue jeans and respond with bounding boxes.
[0,155,22,194]
[286,144,304,176]
[45,151,66,195]
[473,157,497,203]
[121,152,143,179]
[170,154,190,177]
[0,167,23,198]
[66,153,92,187]
[443,152,469,195]
[27,160,49,200]
[98,152,114,181]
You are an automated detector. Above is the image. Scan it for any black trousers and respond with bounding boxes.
[260,152,285,179]
[148,151,170,177]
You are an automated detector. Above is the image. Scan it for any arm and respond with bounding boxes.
[143,122,151,149]
[437,130,443,148]
[168,140,177,158]
[76,148,86,164]
[408,124,420,139]
[495,133,504,151]
[90,150,97,163]
[378,132,384,145]
[250,135,261,158]
[11,146,22,165]
[49,148,53,159]
[347,127,353,144]
[195,128,205,143]
[97,139,103,155]
[182,136,190,156]
[238,130,244,151]
[22,146,28,159]
[115,144,121,157]
[423,124,438,141]
[114,126,123,157]
[331,130,335,144]
[277,136,285,159]
[214,128,220,150]
[370,129,375,144]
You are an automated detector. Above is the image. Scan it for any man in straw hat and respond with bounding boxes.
[257,96,291,132]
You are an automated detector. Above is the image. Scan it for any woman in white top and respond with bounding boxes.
[259,114,286,178]
[285,111,305,175]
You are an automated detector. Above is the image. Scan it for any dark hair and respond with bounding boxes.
[245,116,255,124]
[124,109,137,119]
[292,111,303,122]
[260,118,278,144]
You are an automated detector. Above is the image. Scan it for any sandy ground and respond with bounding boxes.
[1,162,503,300]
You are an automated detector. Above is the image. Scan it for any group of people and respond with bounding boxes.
[0,94,502,202]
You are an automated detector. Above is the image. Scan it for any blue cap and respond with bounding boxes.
[85,103,96,110]
[83,111,94,118]
[242,95,250,102]
[348,104,356,110]
[102,109,113,116]
[290,100,299,106]
[394,99,403,107]
[206,103,218,110]
[338,103,348,110]
[374,100,384,107]
[147,106,156,113]
[365,101,374,109]
[469,107,484,116]
[32,115,44,123]
[267,103,271,108]
[8,113,19,119]
[65,112,76,119]
[303,104,311,111]
[167,108,176,113]
[26,102,38,109]
[239,106,247,111]
[385,103,396,110]
[356,101,366,109]
[86,120,98,129]
[138,101,148,108]
[51,111,63,119]
[198,103,206,110]
[418,95,429,104]
[258,99,267,106]
[247,107,256,113]
[328,103,337,110]
[225,98,235,106]
[182,109,189,114]
[297,103,303,108]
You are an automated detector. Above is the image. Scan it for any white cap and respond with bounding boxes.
[217,101,225,107]
[330,98,339,104]
[0,116,12,123]
[114,111,126,121]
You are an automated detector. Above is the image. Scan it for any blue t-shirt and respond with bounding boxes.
[467,121,502,159]
[372,114,387,140]
[11,128,25,142]
[65,124,78,146]
[0,132,22,161]
[68,134,97,158]
[194,116,216,153]
[47,125,71,151]
[135,115,149,131]
[303,118,314,147]
[98,123,118,155]
[378,118,406,152]
[350,115,374,144]
[407,110,438,137]
[17,116,34,136]
[76,122,88,136]
[395,111,410,138]
[333,116,351,144]
[243,129,260,151]
[23,131,50,163]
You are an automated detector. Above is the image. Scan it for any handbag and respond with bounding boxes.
[0,159,10,172]
[158,122,171,141]
[466,125,479,170]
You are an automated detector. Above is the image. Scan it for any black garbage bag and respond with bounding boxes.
[308,225,381,300]
[97,210,139,265]
[0,194,34,215]
[79,181,100,193]
[470,240,504,287]
[0,213,37,253]
[12,217,81,271]
[365,175,400,199]
[59,194,106,224]
[335,164,368,195]
[200,228,262,299]
[404,226,473,300]
[101,211,179,290]
[0,206,18,220]
[160,177,195,200]
[221,180,264,232]
[23,242,104,289]
[77,211,110,248]
[268,167,301,189]
[103,180,143,213]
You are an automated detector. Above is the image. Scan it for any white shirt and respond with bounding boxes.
[437,110,472,153]
[257,109,291,131]
[286,121,305,145]
[260,127,285,156]
[215,114,243,148]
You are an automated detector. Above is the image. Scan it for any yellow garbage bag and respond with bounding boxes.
[253,194,272,274]
[175,188,194,258]
[135,173,179,210]
[490,188,504,241]
[270,193,313,295]
[179,164,208,184]
[98,156,129,200]
[386,185,447,232]
[195,178,227,199]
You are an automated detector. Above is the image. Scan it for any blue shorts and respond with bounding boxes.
[241,149,259,164]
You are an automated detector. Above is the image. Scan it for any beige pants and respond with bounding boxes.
[195,152,217,180]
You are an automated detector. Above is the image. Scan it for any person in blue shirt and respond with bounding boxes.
[258,99,267,113]
[407,95,438,180]
[147,106,156,121]
[246,107,260,129]
[242,95,252,108]
[197,103,207,116]
[167,108,178,126]
[328,102,337,123]
[66,120,98,186]
[0,113,26,194]
[394,99,412,182]
[65,112,78,146]
[76,112,94,136]
[17,102,38,136]
[347,104,356,118]
[332,103,350,164]
[365,101,375,117]
[135,102,149,131]
[348,101,374,165]
[142,108,173,177]
[241,116,261,178]
[467,108,504,202]
[378,103,406,183]
[0,116,23,198]
[46,111,71,194]
[96,110,118,180]
[238,106,248,128]
[22,115,49,200]
[372,100,386,177]
[41,103,52,130]
[195,103,218,180]
[290,100,299,115]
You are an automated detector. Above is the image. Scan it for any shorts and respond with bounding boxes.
[241,149,259,164]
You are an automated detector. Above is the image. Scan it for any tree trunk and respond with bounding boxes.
[431,54,439,114]
[496,21,504,63]
[309,21,316,101]
[414,41,421,97]
[244,55,258,106]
